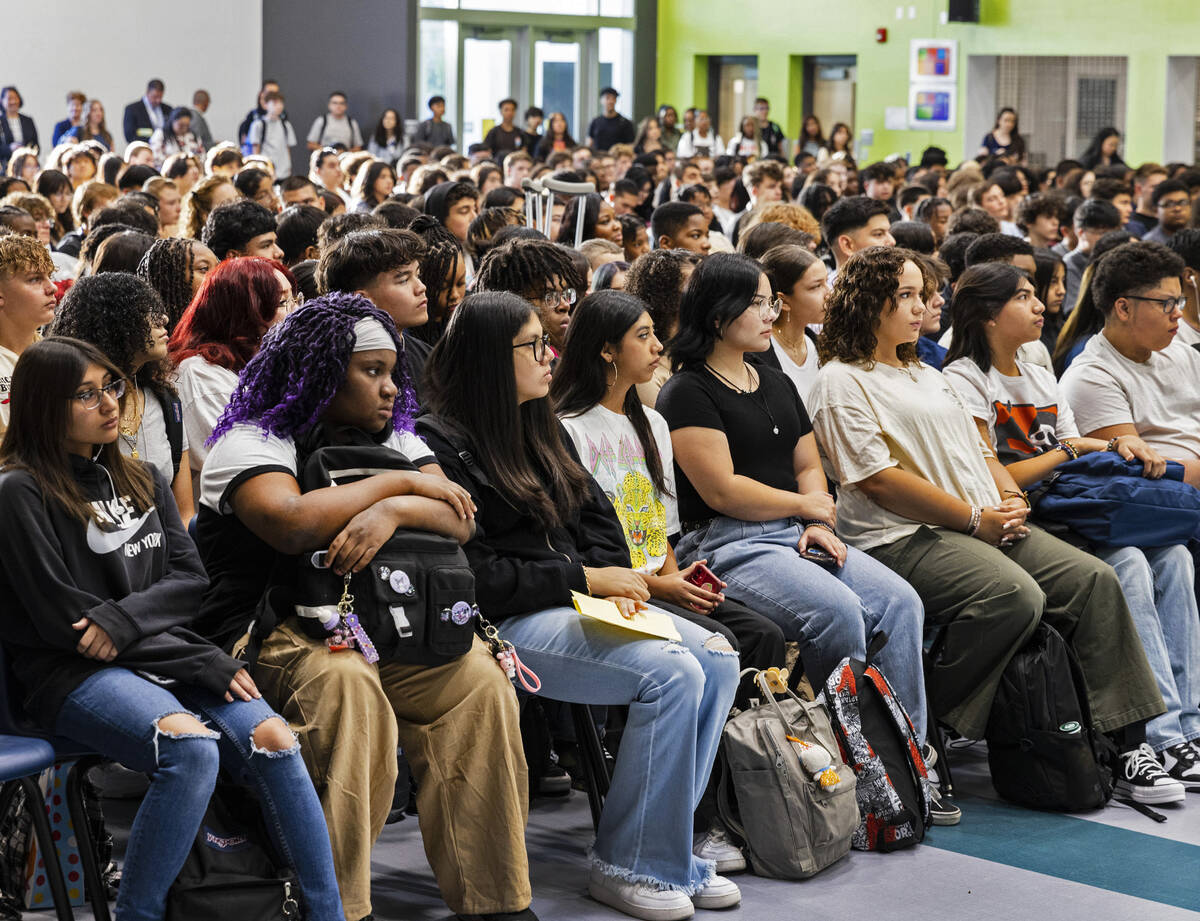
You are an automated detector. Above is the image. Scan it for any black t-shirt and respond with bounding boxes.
[483,125,524,158]
[588,114,635,151]
[656,365,812,524]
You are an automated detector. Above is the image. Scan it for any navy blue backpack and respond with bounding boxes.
[1033,453,1200,547]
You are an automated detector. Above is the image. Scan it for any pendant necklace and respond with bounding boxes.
[120,385,143,459]
[705,362,780,435]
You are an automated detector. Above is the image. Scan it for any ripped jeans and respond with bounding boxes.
[498,606,739,893]
[54,667,343,921]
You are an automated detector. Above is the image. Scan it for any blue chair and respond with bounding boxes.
[0,652,111,921]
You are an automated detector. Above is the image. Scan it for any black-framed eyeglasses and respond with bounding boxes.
[1122,293,1187,314]
[535,288,577,309]
[512,333,551,363]
[71,379,125,410]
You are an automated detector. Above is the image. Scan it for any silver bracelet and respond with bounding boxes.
[966,506,983,537]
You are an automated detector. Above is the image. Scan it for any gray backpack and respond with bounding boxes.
[716,670,859,879]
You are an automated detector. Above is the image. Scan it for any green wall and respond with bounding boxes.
[656,0,1197,166]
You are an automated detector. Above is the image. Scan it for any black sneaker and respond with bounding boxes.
[1163,740,1200,790]
[928,786,961,826]
[1116,743,1186,804]
[536,750,572,797]
[457,909,539,921]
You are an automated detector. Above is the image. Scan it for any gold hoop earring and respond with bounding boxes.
[606,361,617,389]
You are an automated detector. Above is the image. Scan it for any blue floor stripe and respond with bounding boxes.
[924,796,1200,911]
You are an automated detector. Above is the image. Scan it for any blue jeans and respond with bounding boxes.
[54,668,343,921]
[498,606,738,893]
[676,516,928,743]
[1097,544,1200,751]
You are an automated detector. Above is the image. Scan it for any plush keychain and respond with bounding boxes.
[786,734,844,790]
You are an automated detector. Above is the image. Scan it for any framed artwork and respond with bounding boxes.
[910,39,957,82]
[908,84,957,131]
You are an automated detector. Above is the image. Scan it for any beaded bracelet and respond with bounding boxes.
[966,505,983,537]
[1106,437,1120,453]
[1002,488,1032,509]
[1056,440,1079,461]
[802,519,836,534]
[582,566,592,596]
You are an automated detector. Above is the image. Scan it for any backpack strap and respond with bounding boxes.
[419,415,492,490]
[150,386,184,478]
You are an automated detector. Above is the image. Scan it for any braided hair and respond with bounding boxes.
[209,291,418,444]
[408,215,463,345]
[473,237,578,299]
[137,238,196,331]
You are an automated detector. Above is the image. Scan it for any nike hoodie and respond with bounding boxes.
[0,455,241,728]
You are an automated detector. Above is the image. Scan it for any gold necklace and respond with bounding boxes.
[120,385,143,459]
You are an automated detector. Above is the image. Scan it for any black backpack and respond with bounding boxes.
[985,622,1114,812]
[166,784,299,921]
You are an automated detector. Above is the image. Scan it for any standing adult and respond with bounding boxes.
[482,98,524,160]
[189,89,214,150]
[123,78,173,144]
[238,80,281,153]
[978,107,1025,161]
[658,105,681,151]
[52,91,86,147]
[587,88,635,152]
[753,97,785,156]
[306,92,363,152]
[0,86,38,168]
[413,95,456,149]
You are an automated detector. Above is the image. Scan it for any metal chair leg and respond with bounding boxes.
[20,776,74,921]
[571,704,610,831]
[65,758,111,921]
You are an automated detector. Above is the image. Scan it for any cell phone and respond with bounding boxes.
[799,546,839,569]
[685,563,722,594]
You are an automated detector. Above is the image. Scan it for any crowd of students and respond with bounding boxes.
[1,78,1199,921]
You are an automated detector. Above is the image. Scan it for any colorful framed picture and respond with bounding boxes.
[908,84,957,131]
[910,39,957,82]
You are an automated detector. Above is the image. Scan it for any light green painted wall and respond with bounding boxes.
[656,0,1197,165]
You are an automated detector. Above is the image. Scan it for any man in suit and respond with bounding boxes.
[123,78,173,144]
[0,86,38,168]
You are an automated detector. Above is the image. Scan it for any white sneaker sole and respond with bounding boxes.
[694,851,746,874]
[691,888,741,910]
[1115,779,1186,804]
[587,882,695,921]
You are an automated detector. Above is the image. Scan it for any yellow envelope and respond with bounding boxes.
[570,591,682,642]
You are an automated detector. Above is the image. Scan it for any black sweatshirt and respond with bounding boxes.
[416,415,631,621]
[0,456,242,728]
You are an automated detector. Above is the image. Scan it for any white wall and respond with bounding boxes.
[5,0,261,159]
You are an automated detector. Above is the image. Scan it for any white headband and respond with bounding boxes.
[352,317,396,353]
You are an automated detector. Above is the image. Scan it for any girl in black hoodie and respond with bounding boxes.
[0,338,343,921]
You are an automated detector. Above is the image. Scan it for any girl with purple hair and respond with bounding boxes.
[193,291,535,921]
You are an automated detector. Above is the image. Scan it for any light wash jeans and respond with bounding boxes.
[55,668,343,921]
[676,516,928,743]
[1097,544,1200,751]
[498,606,739,893]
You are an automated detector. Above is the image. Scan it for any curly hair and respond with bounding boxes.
[818,246,921,368]
[623,248,702,338]
[473,237,578,299]
[209,291,417,444]
[747,202,821,241]
[137,238,196,331]
[51,273,176,394]
[201,199,277,260]
[467,206,522,260]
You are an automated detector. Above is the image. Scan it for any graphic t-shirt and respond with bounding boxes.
[0,343,16,437]
[943,358,1079,466]
[560,404,680,574]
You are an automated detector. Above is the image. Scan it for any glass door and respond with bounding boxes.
[460,29,517,147]
[534,34,583,144]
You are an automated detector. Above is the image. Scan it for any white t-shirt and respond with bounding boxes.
[248,117,297,178]
[176,356,239,472]
[560,404,680,575]
[1175,319,1200,348]
[201,423,434,515]
[943,357,1079,465]
[306,114,362,150]
[6,117,24,144]
[1060,331,1200,461]
[118,386,189,484]
[771,335,820,408]
[938,326,1053,372]
[0,344,17,436]
[809,359,1001,550]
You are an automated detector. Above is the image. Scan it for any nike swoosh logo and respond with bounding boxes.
[86,509,154,555]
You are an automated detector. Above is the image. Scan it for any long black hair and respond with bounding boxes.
[556,193,604,245]
[669,252,764,373]
[408,214,463,345]
[423,291,592,530]
[943,263,1028,372]
[552,290,669,497]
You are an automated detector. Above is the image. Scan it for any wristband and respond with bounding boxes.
[802,519,836,534]
[1106,437,1120,453]
[966,505,983,537]
[582,566,592,596]
[1002,488,1032,509]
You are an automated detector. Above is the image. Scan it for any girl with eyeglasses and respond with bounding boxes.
[473,237,582,356]
[417,290,743,921]
[943,262,1200,796]
[53,273,197,522]
[0,336,344,921]
[658,253,932,794]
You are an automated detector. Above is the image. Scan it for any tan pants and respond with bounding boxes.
[250,622,531,920]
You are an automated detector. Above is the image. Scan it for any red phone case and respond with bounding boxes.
[686,564,720,594]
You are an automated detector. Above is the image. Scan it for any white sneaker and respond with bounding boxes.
[1116,743,1186,804]
[692,825,746,873]
[588,867,694,921]
[690,875,741,910]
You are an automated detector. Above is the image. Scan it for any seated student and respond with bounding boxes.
[728,160,785,247]
[317,227,438,400]
[422,180,479,253]
[1051,230,1136,375]
[820,195,895,285]
[472,236,580,358]
[943,262,1200,791]
[619,213,649,263]
[275,203,327,267]
[0,234,56,440]
[1141,179,1192,246]
[808,246,1172,802]
[196,294,535,921]
[625,248,701,406]
[914,195,952,246]
[417,291,742,921]
[0,337,344,921]
[52,274,196,522]
[748,243,826,403]
[1032,248,1067,354]
[656,253,939,810]
[1168,229,1200,347]
[408,214,466,347]
[202,199,285,262]
[169,257,297,474]
[136,236,220,331]
[650,201,711,256]
[552,288,786,708]
[1016,192,1062,249]
[557,193,623,248]
[1061,241,1200,488]
[1063,199,1123,311]
[913,252,950,370]
[279,175,324,210]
